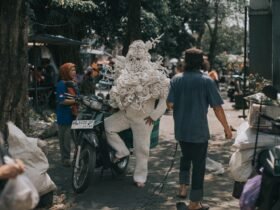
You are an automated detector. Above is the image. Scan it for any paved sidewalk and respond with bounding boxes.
[44,99,245,210]
[140,99,245,210]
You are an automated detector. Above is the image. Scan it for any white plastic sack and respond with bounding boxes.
[229,149,258,182]
[0,156,39,210]
[233,122,279,150]
[7,122,56,195]
[206,157,225,175]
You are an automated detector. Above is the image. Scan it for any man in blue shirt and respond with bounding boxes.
[167,48,232,210]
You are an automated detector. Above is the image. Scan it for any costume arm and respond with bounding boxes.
[213,106,232,139]
[149,98,167,121]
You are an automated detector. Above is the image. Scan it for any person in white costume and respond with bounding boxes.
[105,39,169,187]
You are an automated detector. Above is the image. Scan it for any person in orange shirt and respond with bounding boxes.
[202,56,219,89]
[208,69,219,88]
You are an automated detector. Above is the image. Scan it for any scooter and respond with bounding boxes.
[255,86,280,209]
[240,85,280,209]
[69,94,129,193]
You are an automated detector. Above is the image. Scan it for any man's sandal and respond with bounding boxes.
[188,202,210,210]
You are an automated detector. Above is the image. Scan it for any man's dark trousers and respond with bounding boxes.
[179,141,208,202]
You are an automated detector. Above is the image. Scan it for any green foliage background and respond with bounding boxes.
[27,0,245,63]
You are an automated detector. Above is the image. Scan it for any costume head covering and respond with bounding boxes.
[60,63,75,81]
[108,36,170,111]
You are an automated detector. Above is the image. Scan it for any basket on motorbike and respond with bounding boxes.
[119,119,160,149]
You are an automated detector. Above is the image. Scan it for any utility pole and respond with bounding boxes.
[272,0,280,91]
[239,3,248,119]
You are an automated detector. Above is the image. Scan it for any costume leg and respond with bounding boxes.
[189,142,208,202]
[131,120,153,183]
[104,111,130,158]
[178,141,191,185]
[58,125,72,161]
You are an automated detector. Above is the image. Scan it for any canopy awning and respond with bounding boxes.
[80,48,112,56]
[80,49,105,55]
[28,34,86,46]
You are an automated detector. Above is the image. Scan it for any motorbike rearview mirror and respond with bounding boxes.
[262,85,278,100]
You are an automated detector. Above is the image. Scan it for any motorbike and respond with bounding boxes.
[69,94,129,193]
[238,85,280,209]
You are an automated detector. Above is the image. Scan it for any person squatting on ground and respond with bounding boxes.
[167,48,232,210]
[104,39,169,188]
[56,63,79,167]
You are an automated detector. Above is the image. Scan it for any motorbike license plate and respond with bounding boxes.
[71,120,95,129]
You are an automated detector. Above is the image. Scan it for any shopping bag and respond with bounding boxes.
[239,175,262,210]
[0,156,39,210]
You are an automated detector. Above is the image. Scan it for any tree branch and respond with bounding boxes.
[206,21,213,37]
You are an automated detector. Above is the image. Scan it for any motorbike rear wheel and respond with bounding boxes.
[72,143,96,193]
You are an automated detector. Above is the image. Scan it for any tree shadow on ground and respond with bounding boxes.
[45,134,239,210]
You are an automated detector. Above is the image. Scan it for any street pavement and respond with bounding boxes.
[44,96,246,210]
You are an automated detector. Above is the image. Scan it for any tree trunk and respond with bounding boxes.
[122,0,141,56]
[196,29,204,49]
[208,0,219,68]
[0,0,29,132]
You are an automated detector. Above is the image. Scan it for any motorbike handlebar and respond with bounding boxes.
[64,93,114,112]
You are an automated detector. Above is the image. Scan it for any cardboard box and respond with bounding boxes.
[248,103,280,129]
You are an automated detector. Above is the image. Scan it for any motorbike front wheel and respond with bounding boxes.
[72,143,96,193]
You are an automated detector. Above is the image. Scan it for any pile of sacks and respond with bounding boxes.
[6,122,56,205]
[229,121,280,182]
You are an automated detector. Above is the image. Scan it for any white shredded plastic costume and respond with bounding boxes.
[105,38,169,184]
[108,39,169,111]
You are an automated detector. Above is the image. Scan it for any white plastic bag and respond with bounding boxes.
[0,156,39,210]
[206,157,225,175]
[232,122,279,150]
[229,150,254,182]
[7,122,56,195]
